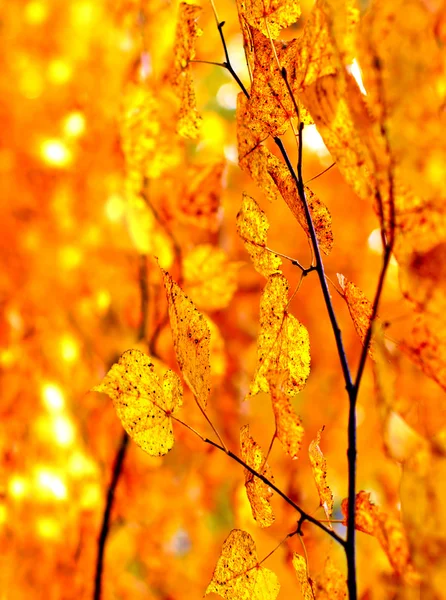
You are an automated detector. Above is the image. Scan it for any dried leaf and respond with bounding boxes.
[162,269,211,408]
[240,0,301,40]
[250,273,311,397]
[240,424,275,527]
[178,161,225,231]
[309,427,334,522]
[341,491,418,581]
[400,314,446,392]
[183,244,240,311]
[172,3,203,139]
[92,349,182,456]
[206,529,280,600]
[266,156,333,255]
[292,554,315,600]
[236,193,282,277]
[270,383,304,459]
[313,556,347,599]
[177,70,202,139]
[337,273,375,358]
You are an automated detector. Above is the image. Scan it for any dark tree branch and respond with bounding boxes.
[93,432,129,600]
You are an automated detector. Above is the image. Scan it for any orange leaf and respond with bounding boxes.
[313,556,347,599]
[240,424,275,527]
[337,274,375,359]
[236,193,282,277]
[162,269,211,408]
[206,529,280,599]
[266,155,333,255]
[92,349,182,456]
[250,273,311,397]
[309,427,334,522]
[172,3,203,139]
[341,491,418,580]
[270,383,304,459]
[239,0,301,40]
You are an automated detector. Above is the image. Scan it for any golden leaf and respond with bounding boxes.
[177,70,202,139]
[341,491,418,581]
[270,383,304,459]
[92,349,182,456]
[178,161,225,231]
[309,427,334,522]
[313,556,347,599]
[172,3,203,139]
[240,424,275,527]
[206,529,280,600]
[292,554,315,600]
[250,273,311,397]
[266,155,333,255]
[239,0,301,40]
[162,268,211,408]
[337,273,375,358]
[183,244,240,311]
[236,193,282,277]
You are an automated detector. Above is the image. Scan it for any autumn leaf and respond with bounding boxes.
[183,244,241,311]
[236,193,282,278]
[171,2,203,139]
[266,155,333,255]
[162,268,211,408]
[337,273,375,358]
[92,349,182,456]
[400,314,446,392]
[237,94,281,203]
[177,161,225,232]
[313,556,347,599]
[250,273,311,397]
[238,0,300,40]
[270,382,304,460]
[292,554,315,600]
[309,427,334,522]
[206,529,280,600]
[240,424,275,527]
[341,491,418,581]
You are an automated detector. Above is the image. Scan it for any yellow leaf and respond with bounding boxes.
[183,244,240,311]
[292,554,315,600]
[236,193,282,278]
[266,155,333,255]
[239,0,301,39]
[206,529,280,600]
[240,424,275,527]
[250,273,311,397]
[341,491,418,581]
[162,269,211,408]
[177,70,202,139]
[172,3,203,139]
[92,349,182,457]
[337,274,375,359]
[270,383,304,460]
[313,556,347,599]
[125,195,174,268]
[309,427,334,522]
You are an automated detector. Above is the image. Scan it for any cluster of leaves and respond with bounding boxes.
[2,0,445,598]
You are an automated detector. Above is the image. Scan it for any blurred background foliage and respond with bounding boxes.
[1,0,445,598]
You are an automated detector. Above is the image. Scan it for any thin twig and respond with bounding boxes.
[93,432,129,600]
[173,415,344,545]
[305,162,336,184]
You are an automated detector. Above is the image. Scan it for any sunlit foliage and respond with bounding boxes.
[2,0,445,598]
